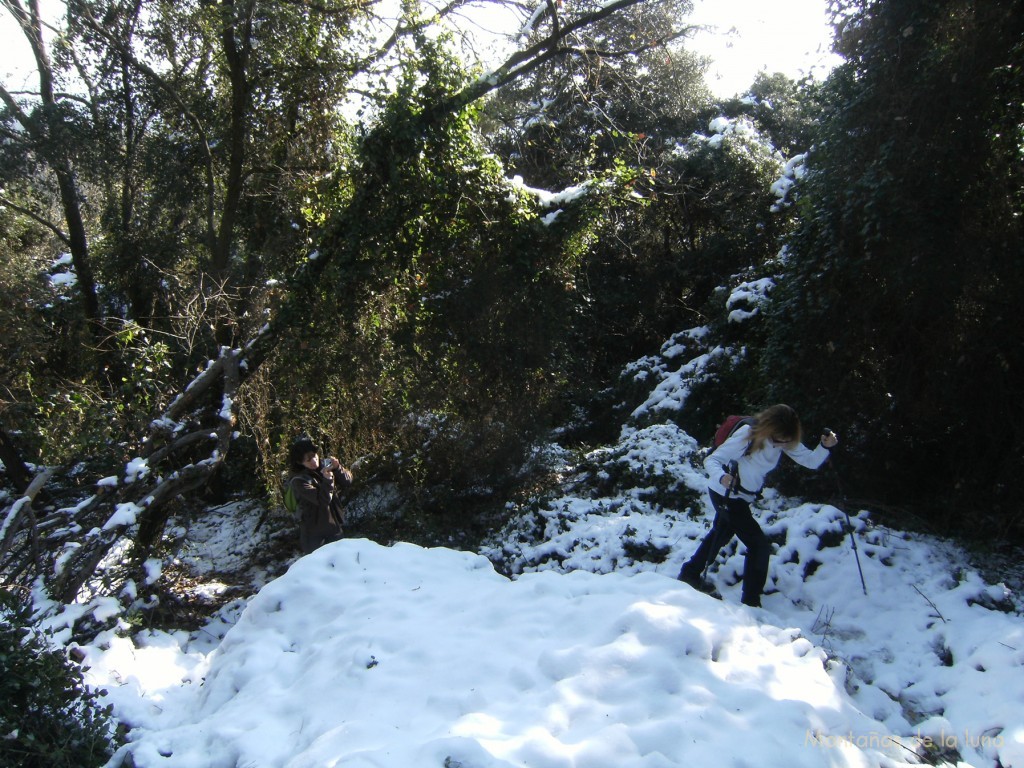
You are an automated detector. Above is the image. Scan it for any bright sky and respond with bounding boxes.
[1,0,840,97]
[0,12,34,91]
[687,0,842,96]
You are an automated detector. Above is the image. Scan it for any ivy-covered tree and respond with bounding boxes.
[482,0,707,187]
[253,29,633,538]
[760,0,1024,535]
[723,70,824,156]
[481,11,813,416]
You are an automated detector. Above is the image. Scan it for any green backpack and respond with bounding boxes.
[283,478,300,518]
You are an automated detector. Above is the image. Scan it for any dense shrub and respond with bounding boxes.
[0,590,117,767]
[760,0,1024,537]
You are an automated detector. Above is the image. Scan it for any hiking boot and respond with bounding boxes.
[679,569,717,595]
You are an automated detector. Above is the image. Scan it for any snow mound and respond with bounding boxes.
[100,539,926,768]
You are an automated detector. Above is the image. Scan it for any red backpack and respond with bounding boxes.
[712,414,755,449]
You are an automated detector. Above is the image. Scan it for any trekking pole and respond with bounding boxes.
[702,460,738,581]
[823,429,867,596]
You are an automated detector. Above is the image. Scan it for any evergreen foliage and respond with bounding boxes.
[482,0,708,186]
[262,32,618,534]
[760,0,1024,534]
[0,590,118,767]
[480,1,810,403]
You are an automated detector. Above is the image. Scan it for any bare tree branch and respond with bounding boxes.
[0,194,70,243]
[0,468,53,569]
[438,0,675,113]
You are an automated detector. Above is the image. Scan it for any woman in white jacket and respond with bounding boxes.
[678,404,838,607]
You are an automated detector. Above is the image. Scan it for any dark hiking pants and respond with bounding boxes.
[679,491,770,605]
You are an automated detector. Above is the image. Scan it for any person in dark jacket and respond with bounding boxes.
[288,437,353,554]
[678,404,838,607]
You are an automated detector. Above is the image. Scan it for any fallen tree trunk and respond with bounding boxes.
[47,348,243,603]
[0,468,54,581]
[0,261,313,603]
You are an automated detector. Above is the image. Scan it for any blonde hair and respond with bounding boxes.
[749,404,802,453]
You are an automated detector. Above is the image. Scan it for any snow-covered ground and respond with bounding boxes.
[53,409,1020,764]
[36,287,1023,768]
[65,496,1022,768]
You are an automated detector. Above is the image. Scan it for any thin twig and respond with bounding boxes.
[912,584,947,623]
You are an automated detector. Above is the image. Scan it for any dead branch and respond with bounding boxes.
[912,584,947,623]
[48,350,240,602]
[0,468,53,569]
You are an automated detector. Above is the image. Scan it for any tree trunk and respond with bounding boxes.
[2,0,103,333]
[0,426,32,494]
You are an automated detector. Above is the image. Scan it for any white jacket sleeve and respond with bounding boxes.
[783,441,831,470]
